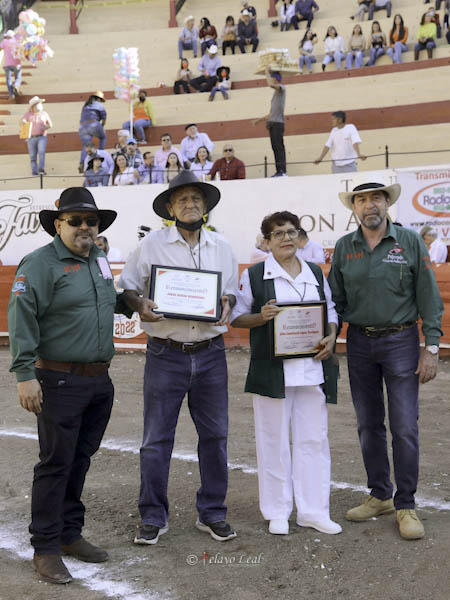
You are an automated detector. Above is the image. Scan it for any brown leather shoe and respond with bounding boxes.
[33,553,72,584]
[61,537,108,562]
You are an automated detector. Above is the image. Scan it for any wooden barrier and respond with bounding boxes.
[2,263,450,352]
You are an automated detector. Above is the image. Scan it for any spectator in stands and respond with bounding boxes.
[83,154,110,188]
[112,153,135,186]
[241,0,257,20]
[280,0,295,31]
[314,110,366,173]
[112,129,129,160]
[296,228,325,263]
[190,44,221,92]
[209,145,246,180]
[78,91,106,173]
[420,227,448,263]
[125,138,143,169]
[222,15,237,54]
[237,10,259,53]
[21,96,52,176]
[415,12,437,60]
[322,25,345,71]
[291,0,319,30]
[174,58,192,94]
[366,20,387,66]
[1,30,21,99]
[83,142,114,174]
[387,14,409,64]
[298,28,318,73]
[444,6,449,44]
[350,0,371,22]
[368,0,392,20]
[163,152,183,184]
[95,236,124,262]
[254,69,286,177]
[135,151,162,184]
[250,234,270,264]
[154,133,183,170]
[189,146,214,180]
[178,15,198,59]
[180,124,214,168]
[426,5,442,38]
[122,89,154,144]
[209,66,231,101]
[345,24,366,69]
[199,17,218,55]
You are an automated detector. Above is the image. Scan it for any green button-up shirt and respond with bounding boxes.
[328,221,443,345]
[8,235,117,382]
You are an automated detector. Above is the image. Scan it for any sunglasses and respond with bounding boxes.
[58,216,100,227]
[224,148,233,152]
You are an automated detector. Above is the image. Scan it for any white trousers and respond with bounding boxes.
[253,385,331,522]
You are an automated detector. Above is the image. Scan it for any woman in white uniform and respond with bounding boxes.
[231,211,341,536]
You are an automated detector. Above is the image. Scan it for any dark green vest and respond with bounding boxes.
[244,260,339,403]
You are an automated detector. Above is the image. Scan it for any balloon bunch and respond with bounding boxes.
[112,47,140,103]
[14,9,54,64]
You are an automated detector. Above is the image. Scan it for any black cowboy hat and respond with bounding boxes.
[152,169,221,220]
[86,154,105,171]
[39,187,117,236]
[216,66,231,78]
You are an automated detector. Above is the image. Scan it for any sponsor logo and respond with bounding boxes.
[0,195,44,251]
[382,243,408,265]
[412,181,450,217]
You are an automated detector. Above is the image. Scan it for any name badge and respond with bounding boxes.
[97,257,113,279]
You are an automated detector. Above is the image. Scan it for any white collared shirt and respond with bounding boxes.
[119,226,238,342]
[429,238,448,263]
[231,254,338,387]
[296,239,325,264]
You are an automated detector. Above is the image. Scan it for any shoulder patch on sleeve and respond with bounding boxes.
[12,274,27,296]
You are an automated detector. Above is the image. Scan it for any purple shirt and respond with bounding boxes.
[295,0,319,15]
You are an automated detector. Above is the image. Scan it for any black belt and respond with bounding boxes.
[353,322,416,338]
[35,358,110,376]
[150,334,222,353]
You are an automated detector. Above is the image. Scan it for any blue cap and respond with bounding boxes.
[126,137,137,145]
[271,72,282,82]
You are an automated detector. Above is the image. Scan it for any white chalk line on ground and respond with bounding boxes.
[1,428,450,512]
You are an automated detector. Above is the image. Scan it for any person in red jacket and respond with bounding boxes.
[208,145,246,180]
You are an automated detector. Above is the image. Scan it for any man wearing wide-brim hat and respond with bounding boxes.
[328,181,443,540]
[8,187,131,584]
[189,43,222,94]
[21,96,52,176]
[119,170,238,544]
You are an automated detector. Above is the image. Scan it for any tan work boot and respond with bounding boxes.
[346,495,395,521]
[396,509,425,540]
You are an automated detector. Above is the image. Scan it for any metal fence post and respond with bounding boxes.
[385,145,389,169]
[40,174,44,189]
[168,0,177,27]
[264,156,268,178]
[69,0,79,34]
[267,0,277,17]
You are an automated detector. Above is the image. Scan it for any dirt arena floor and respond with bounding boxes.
[1,346,450,600]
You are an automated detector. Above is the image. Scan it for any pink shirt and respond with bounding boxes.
[154,146,183,168]
[0,38,21,67]
[22,110,52,136]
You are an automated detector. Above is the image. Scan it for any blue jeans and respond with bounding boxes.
[78,121,106,163]
[139,336,229,527]
[387,42,408,64]
[368,1,392,19]
[178,39,197,58]
[26,135,47,175]
[122,118,152,142]
[346,325,420,509]
[346,50,364,69]
[299,54,316,71]
[367,47,385,66]
[4,65,22,97]
[209,85,229,99]
[323,51,345,70]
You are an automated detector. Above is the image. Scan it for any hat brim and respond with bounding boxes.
[338,183,401,210]
[39,208,117,237]
[153,181,220,220]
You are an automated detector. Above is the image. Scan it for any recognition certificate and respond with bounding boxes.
[150,265,222,322]
[270,301,326,359]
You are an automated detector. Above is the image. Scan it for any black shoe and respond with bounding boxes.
[33,553,72,584]
[39,169,47,175]
[61,537,108,563]
[195,519,237,541]
[322,64,326,72]
[134,523,168,545]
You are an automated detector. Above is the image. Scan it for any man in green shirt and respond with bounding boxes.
[328,182,443,541]
[8,188,122,584]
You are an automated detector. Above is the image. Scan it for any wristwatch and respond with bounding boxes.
[425,345,439,355]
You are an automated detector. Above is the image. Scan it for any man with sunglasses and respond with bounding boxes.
[8,187,131,585]
[208,145,246,180]
[153,132,183,179]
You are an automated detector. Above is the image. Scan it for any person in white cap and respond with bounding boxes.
[0,30,22,99]
[328,182,443,541]
[20,96,52,176]
[237,9,259,52]
[189,44,222,92]
[240,0,257,20]
[178,15,198,58]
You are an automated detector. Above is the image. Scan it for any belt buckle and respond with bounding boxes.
[181,342,195,352]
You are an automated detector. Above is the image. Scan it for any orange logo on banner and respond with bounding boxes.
[412,181,450,217]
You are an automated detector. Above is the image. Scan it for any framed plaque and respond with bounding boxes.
[270,301,326,359]
[149,265,222,322]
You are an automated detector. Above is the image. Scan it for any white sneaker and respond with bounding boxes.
[297,519,342,535]
[269,519,289,535]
